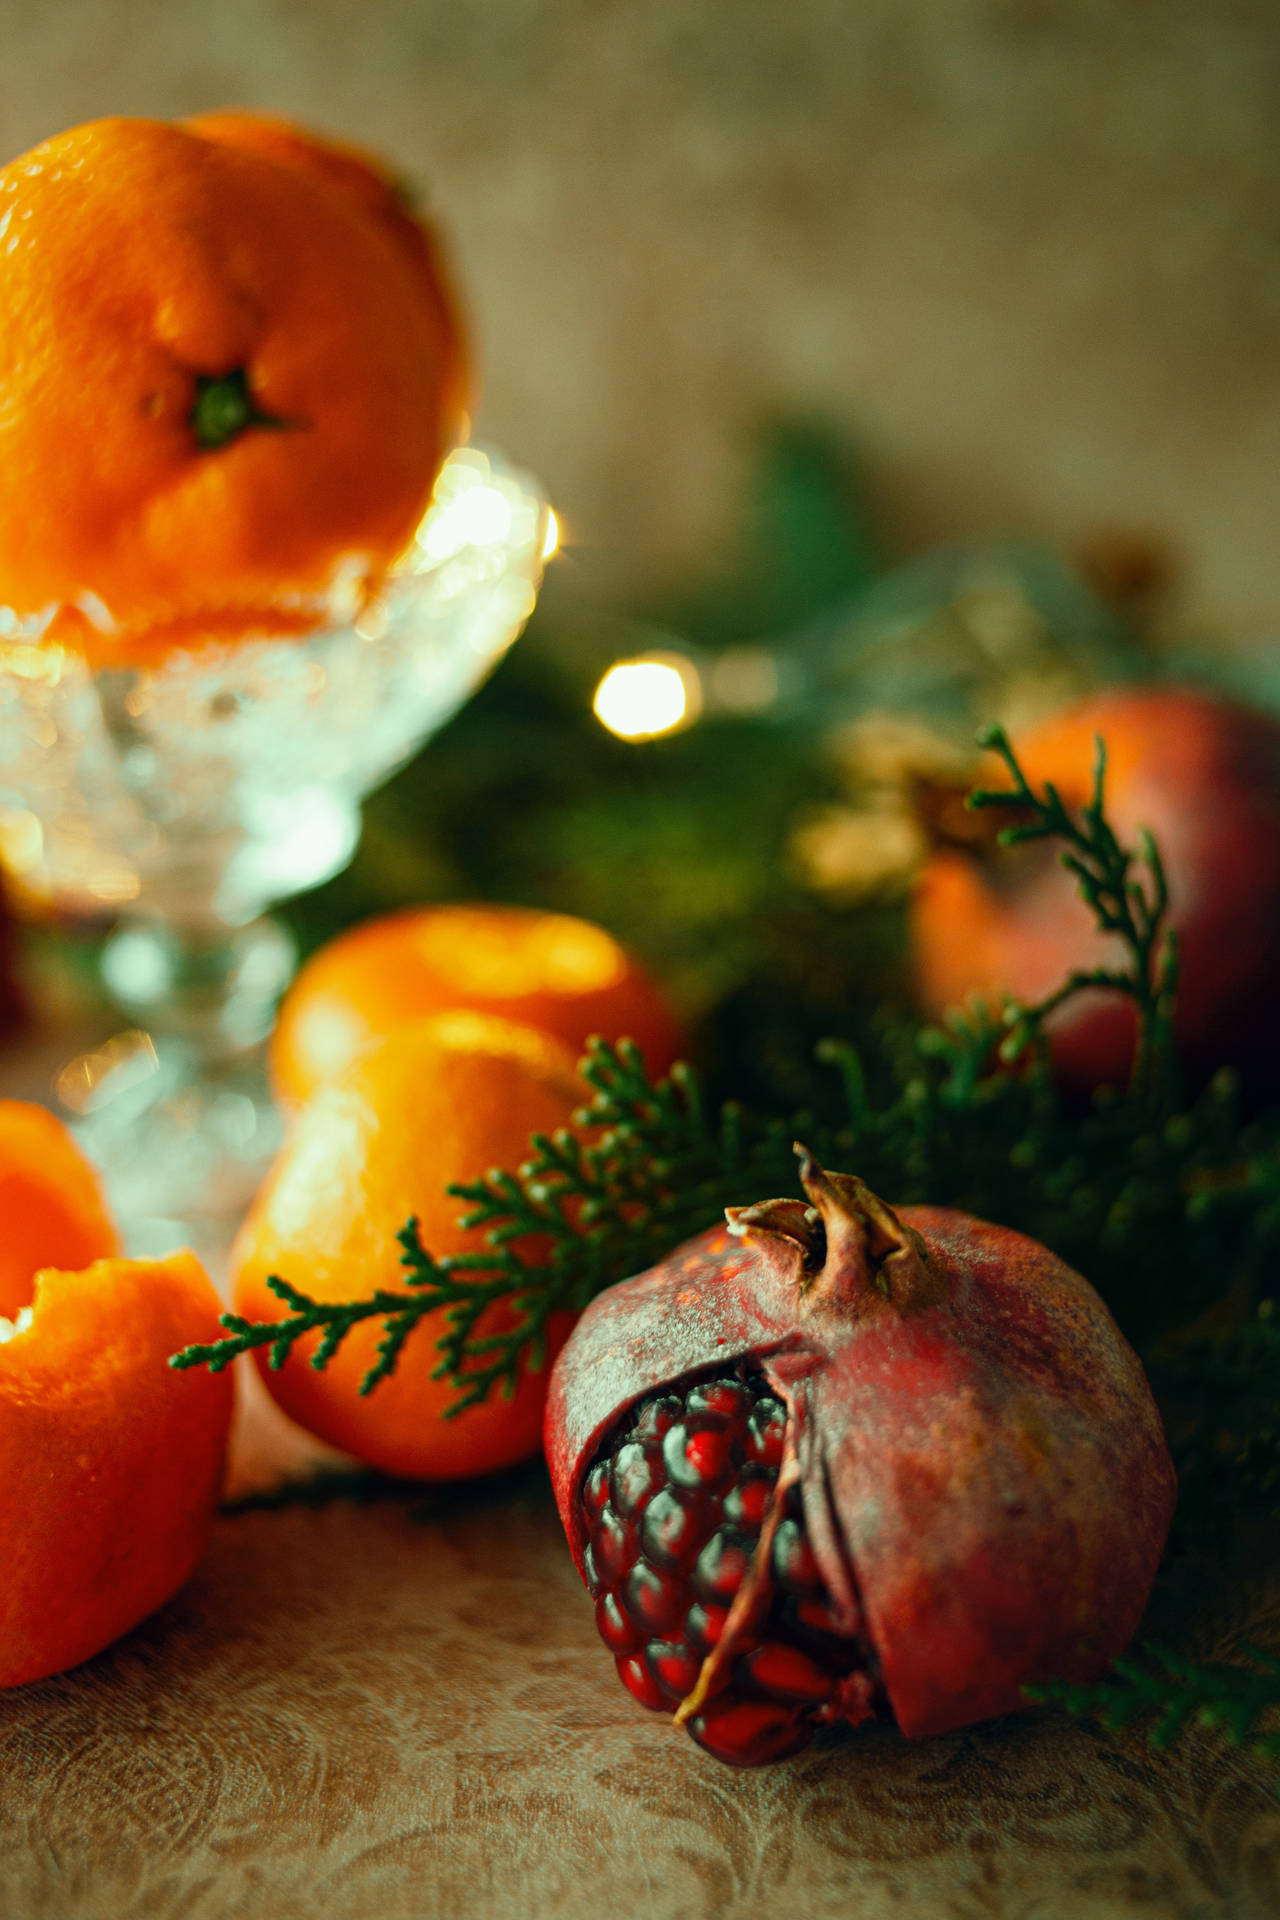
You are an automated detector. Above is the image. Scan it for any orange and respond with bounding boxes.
[0,1106,232,1687]
[185,110,469,428]
[0,115,468,666]
[234,1010,584,1478]
[270,902,684,1109]
[0,1099,119,1317]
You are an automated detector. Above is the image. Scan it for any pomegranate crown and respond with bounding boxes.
[727,1147,945,1316]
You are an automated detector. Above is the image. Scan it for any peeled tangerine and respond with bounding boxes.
[546,1155,1175,1766]
[0,1101,232,1687]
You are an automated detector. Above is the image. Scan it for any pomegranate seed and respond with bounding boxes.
[686,1601,729,1648]
[595,1591,641,1655]
[624,1560,686,1635]
[687,1695,810,1767]
[611,1441,661,1520]
[645,1638,702,1703]
[771,1515,824,1595]
[663,1421,734,1492]
[687,1380,749,1420]
[744,1397,786,1468]
[694,1529,754,1606]
[723,1471,773,1533]
[793,1594,858,1639]
[595,1506,638,1584]
[641,1487,709,1571]
[735,1640,835,1706]
[583,1461,611,1519]
[633,1394,683,1441]
[616,1652,668,1711]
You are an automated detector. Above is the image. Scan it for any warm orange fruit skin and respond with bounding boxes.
[0,1250,233,1688]
[270,902,684,1109]
[0,1100,119,1319]
[235,1011,585,1478]
[184,110,470,428]
[0,116,467,664]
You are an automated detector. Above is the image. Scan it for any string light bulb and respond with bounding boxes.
[593,652,703,741]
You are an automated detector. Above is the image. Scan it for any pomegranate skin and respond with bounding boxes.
[546,1162,1176,1744]
[912,687,1280,1092]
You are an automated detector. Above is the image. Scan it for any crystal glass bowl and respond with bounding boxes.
[0,446,552,1254]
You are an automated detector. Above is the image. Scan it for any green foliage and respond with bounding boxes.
[1029,1645,1280,1761]
[1152,1308,1280,1556]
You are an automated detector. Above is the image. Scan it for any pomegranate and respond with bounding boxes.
[912,686,1280,1092]
[545,1155,1175,1766]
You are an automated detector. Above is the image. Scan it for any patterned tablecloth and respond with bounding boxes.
[0,1023,1277,1920]
[0,1358,1277,1920]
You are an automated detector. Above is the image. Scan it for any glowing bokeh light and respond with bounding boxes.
[593,654,701,741]
[541,507,561,562]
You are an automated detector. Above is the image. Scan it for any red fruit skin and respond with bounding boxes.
[912,687,1280,1091]
[545,1180,1176,1742]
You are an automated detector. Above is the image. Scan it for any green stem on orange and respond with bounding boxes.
[190,368,291,451]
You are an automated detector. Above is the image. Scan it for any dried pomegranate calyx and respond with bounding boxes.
[728,1150,943,1316]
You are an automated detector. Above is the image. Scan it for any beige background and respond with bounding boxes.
[0,1,1278,638]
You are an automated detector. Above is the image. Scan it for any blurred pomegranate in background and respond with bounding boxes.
[911,687,1280,1093]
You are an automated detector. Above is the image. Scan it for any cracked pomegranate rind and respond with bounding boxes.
[546,1154,1176,1764]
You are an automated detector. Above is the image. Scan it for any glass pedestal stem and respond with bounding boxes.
[59,915,298,1265]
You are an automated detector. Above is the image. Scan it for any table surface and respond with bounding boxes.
[1,1366,1278,1920]
[1,1026,1278,1920]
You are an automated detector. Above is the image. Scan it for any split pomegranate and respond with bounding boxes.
[545,1155,1176,1766]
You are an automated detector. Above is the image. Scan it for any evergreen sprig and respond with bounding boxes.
[171,1224,470,1398]
[1028,1644,1280,1760]
[966,723,1180,1100]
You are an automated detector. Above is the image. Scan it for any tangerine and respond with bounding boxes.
[184,110,469,427]
[0,115,467,666]
[234,1010,586,1479]
[270,902,683,1109]
[0,1099,118,1318]
[0,1104,232,1687]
